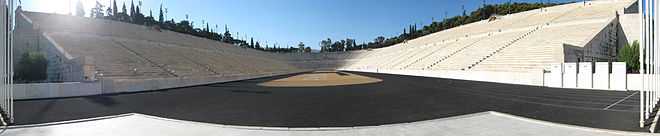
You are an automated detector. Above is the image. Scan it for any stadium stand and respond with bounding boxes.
[341,0,632,74]
[12,0,634,92]
[15,11,309,83]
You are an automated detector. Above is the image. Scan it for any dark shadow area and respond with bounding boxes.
[229,90,272,94]
[336,72,350,76]
[84,96,119,106]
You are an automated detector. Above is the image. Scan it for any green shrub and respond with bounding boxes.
[618,40,640,73]
[14,52,48,82]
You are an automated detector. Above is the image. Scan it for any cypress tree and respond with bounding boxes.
[112,0,118,17]
[250,38,255,48]
[122,2,127,15]
[158,4,164,24]
[130,0,135,16]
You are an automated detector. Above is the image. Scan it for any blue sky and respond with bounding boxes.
[21,0,574,49]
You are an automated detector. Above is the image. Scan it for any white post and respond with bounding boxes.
[652,0,656,110]
[649,0,653,119]
[9,0,12,123]
[0,0,5,122]
[656,0,660,109]
[644,0,648,120]
[640,0,651,119]
[641,0,646,127]
[650,1,660,111]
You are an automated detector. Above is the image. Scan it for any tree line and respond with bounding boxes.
[79,0,310,53]
[76,1,562,53]
[320,2,563,52]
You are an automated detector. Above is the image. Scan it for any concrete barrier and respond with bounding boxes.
[14,82,102,100]
[341,66,643,91]
[16,70,309,100]
[102,71,306,94]
[341,68,544,86]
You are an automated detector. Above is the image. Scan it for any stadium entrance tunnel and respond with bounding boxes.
[257,71,383,87]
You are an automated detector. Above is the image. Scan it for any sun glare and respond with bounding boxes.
[31,0,96,15]
[33,0,70,14]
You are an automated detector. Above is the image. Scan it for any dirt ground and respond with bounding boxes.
[258,71,383,87]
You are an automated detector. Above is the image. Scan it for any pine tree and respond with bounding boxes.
[158,4,164,24]
[403,27,407,37]
[121,2,127,21]
[130,0,135,20]
[250,38,255,48]
[121,2,128,15]
[90,1,105,18]
[206,23,210,33]
[222,25,233,43]
[298,42,305,52]
[112,0,118,17]
[106,6,112,18]
[134,5,143,25]
[122,2,127,14]
[146,9,153,25]
[75,0,85,17]
[136,5,140,16]
[462,5,467,16]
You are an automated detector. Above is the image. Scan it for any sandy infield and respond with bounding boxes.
[258,71,383,87]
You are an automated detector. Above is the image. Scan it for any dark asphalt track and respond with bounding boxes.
[14,71,642,131]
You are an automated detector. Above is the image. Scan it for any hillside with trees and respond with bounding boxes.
[320,2,564,52]
[74,1,562,53]
[80,0,307,53]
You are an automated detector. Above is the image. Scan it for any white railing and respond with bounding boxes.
[640,0,658,130]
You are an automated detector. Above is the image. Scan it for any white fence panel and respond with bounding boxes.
[610,62,627,90]
[548,64,563,87]
[577,62,593,89]
[627,74,642,90]
[563,63,577,88]
[593,62,610,90]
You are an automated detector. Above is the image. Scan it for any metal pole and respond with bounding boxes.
[8,0,13,123]
[649,1,659,111]
[652,0,660,111]
[647,0,652,119]
[637,0,646,123]
[645,0,650,120]
[8,0,12,122]
[649,0,654,119]
[652,0,657,112]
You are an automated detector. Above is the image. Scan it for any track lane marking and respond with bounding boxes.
[447,87,638,112]
[603,92,638,110]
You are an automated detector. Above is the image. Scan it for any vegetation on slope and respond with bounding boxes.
[320,2,565,52]
[618,40,640,73]
[14,52,48,83]
[71,1,563,53]
[79,0,307,53]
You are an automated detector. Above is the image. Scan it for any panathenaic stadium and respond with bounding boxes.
[4,0,660,135]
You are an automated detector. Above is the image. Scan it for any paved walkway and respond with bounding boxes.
[14,72,642,131]
[4,112,654,136]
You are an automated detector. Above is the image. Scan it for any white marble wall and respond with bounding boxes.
[14,70,307,100]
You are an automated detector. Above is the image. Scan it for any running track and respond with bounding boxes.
[14,71,642,131]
